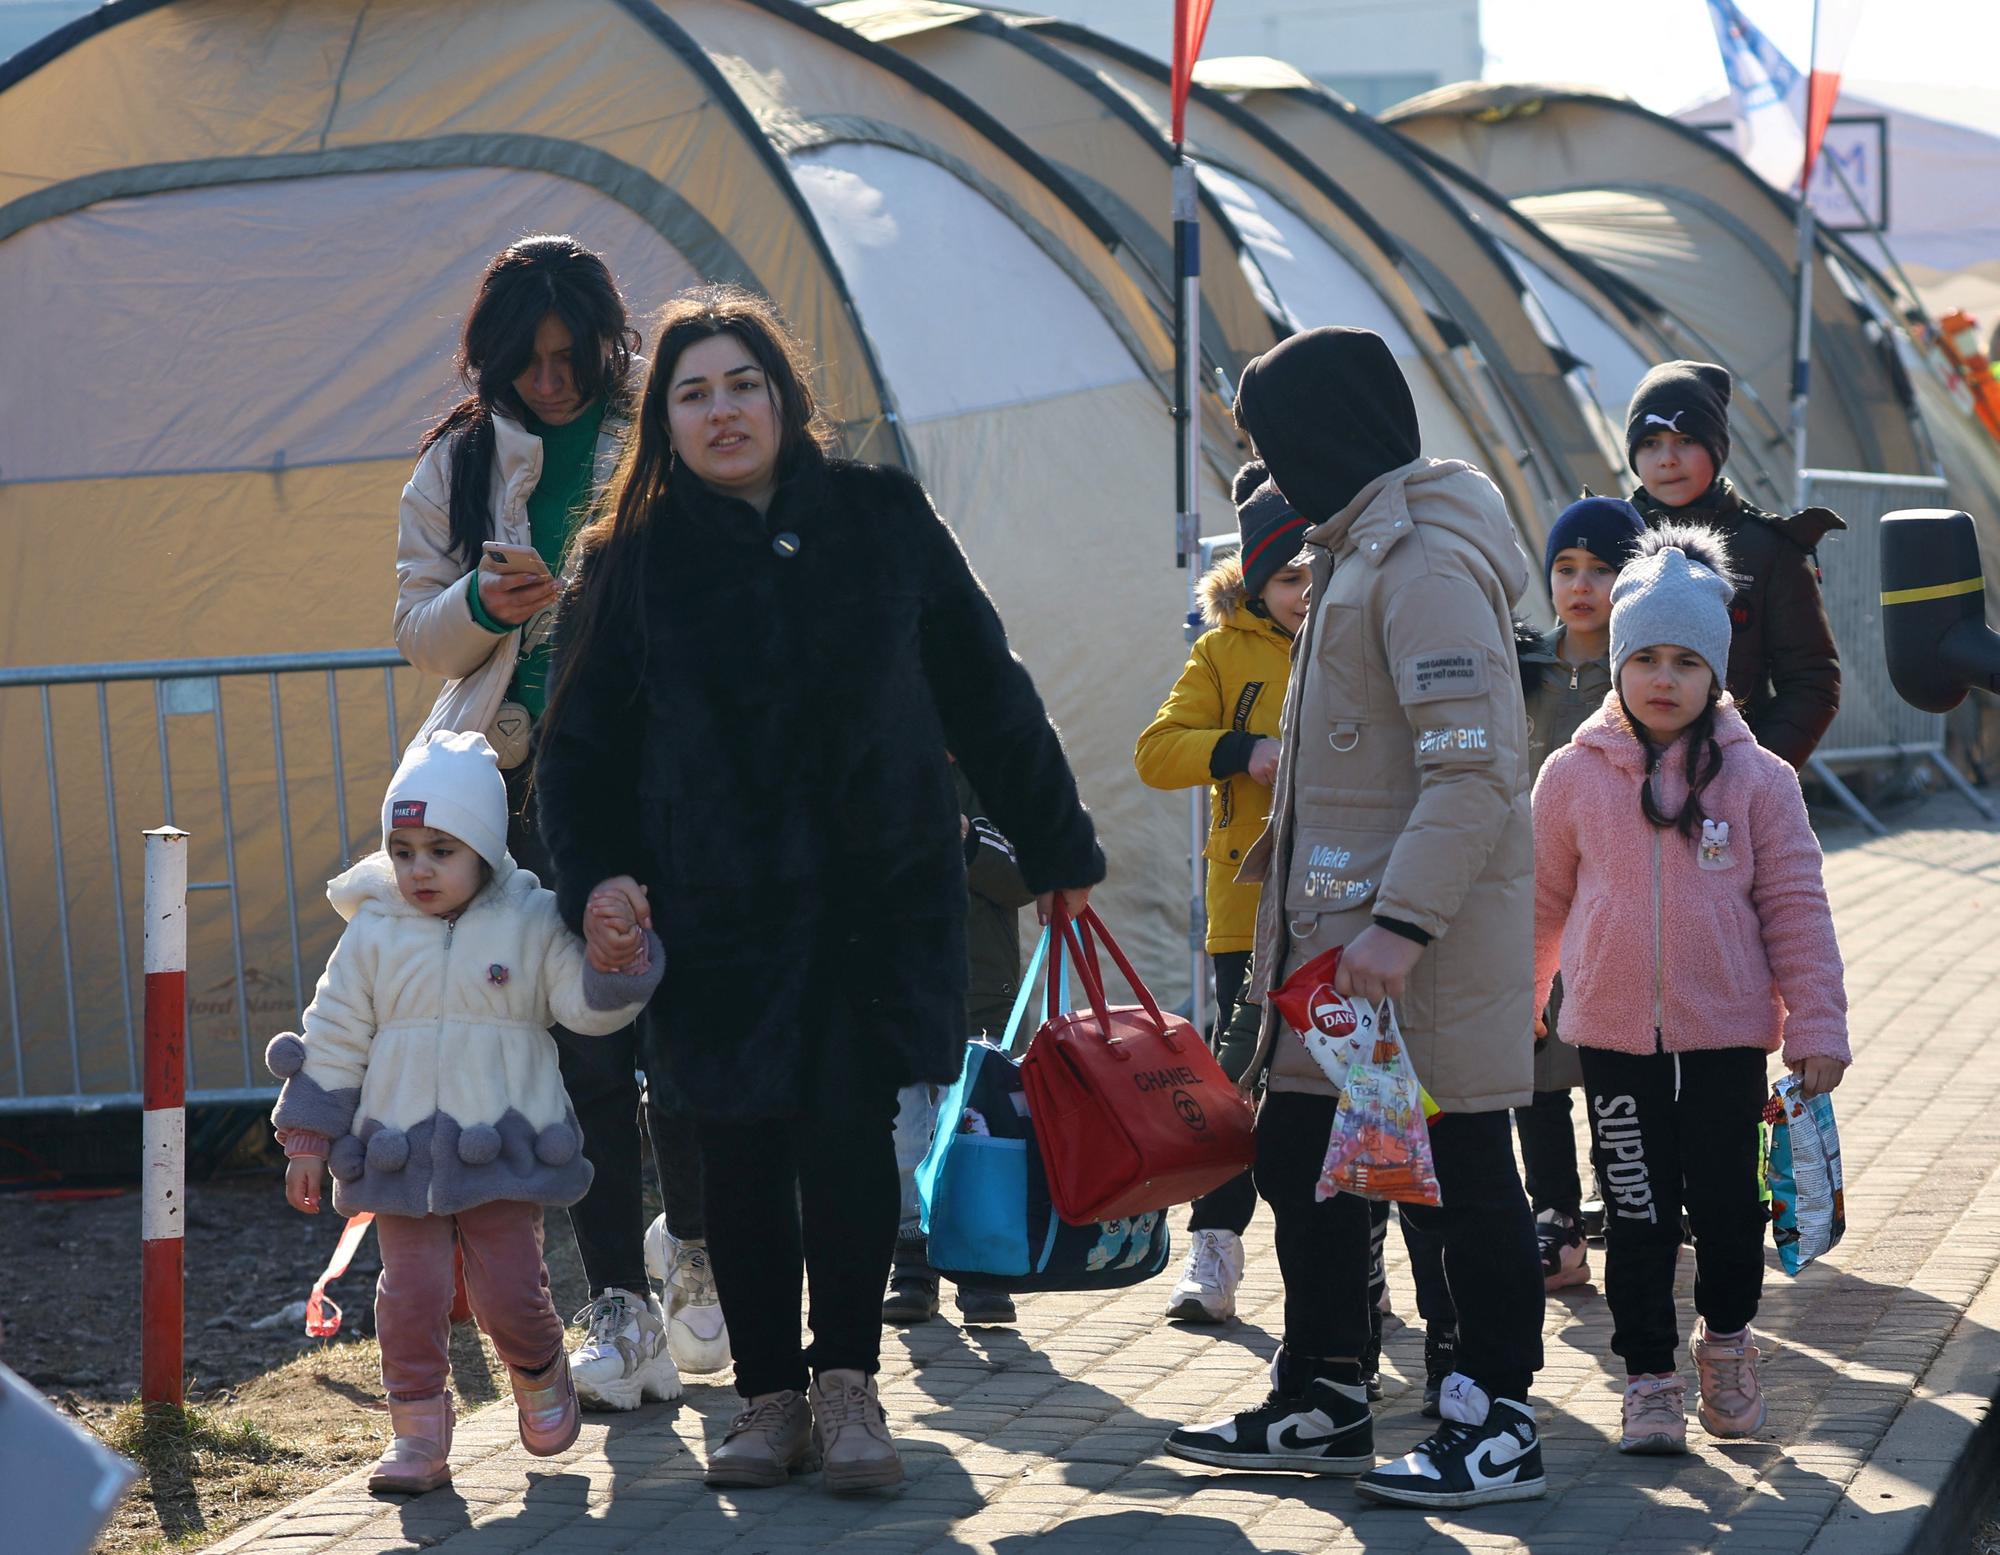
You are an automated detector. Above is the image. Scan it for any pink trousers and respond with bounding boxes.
[374,1200,565,1402]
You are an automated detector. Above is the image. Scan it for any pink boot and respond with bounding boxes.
[511,1352,582,1456]
[368,1392,455,1495]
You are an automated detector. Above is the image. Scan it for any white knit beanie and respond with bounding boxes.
[381,730,509,869]
[1610,523,1740,686]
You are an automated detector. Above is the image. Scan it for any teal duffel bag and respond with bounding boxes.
[915,929,1172,1293]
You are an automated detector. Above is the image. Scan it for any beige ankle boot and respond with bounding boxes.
[368,1392,454,1495]
[705,1389,818,1488]
[810,1369,903,1494]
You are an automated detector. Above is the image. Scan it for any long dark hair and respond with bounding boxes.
[418,235,639,569]
[537,285,834,741]
[1621,683,1726,840]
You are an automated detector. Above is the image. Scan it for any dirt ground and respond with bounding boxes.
[2,1161,610,1553]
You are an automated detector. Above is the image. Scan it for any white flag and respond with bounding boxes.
[1705,0,1808,193]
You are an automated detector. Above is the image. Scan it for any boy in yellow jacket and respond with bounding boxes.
[1135,461,1309,1322]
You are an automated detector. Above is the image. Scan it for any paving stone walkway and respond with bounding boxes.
[211,798,2000,1554]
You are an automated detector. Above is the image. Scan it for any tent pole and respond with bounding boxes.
[1790,198,1816,512]
[1173,147,1208,1036]
[1789,0,1825,512]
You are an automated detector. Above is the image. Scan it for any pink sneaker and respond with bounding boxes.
[1690,1321,1766,1438]
[511,1352,582,1456]
[1619,1374,1688,1454]
[368,1392,455,1494]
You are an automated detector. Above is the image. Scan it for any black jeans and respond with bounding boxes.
[1256,1092,1543,1402]
[1397,1206,1457,1332]
[1188,951,1257,1236]
[505,762,703,1296]
[1578,1045,1769,1376]
[697,1038,904,1398]
[1514,1088,1584,1219]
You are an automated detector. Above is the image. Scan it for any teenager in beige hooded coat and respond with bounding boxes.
[1165,328,1545,1512]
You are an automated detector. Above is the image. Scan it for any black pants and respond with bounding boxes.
[506,762,704,1296]
[1256,1092,1543,1402]
[697,1039,904,1398]
[1189,951,1258,1236]
[1578,1045,1768,1376]
[551,1020,706,1292]
[1397,1206,1458,1331]
[1515,1088,1584,1218]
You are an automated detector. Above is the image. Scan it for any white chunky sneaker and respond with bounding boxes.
[1165,1228,1245,1324]
[568,1286,683,1411]
[646,1215,733,1375]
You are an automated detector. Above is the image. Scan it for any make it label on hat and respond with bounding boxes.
[390,799,427,828]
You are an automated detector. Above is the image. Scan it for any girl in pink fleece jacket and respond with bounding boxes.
[1531,524,1850,1459]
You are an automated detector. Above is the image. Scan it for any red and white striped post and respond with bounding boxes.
[142,825,189,1408]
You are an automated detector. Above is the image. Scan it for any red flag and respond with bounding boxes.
[1802,0,1863,183]
[1171,0,1217,145]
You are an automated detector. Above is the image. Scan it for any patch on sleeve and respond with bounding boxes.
[1399,650,1487,704]
[1414,724,1495,765]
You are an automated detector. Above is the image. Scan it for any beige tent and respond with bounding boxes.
[1383,83,1936,487]
[0,0,1227,1106]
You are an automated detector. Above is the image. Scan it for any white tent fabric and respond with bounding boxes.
[1,167,696,483]
[1196,160,1492,477]
[791,144,1142,422]
[1499,242,1654,429]
[792,138,1214,1002]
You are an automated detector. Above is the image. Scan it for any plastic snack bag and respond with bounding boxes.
[1314,998,1442,1206]
[1764,1073,1845,1275]
[1272,946,1440,1120]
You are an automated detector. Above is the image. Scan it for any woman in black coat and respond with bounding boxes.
[534,285,1103,1494]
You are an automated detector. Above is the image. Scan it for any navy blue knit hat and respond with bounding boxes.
[1233,460,1311,599]
[1543,496,1648,579]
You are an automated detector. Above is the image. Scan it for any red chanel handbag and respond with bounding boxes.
[1021,906,1257,1223]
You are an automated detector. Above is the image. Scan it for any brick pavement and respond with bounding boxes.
[210,799,2000,1554]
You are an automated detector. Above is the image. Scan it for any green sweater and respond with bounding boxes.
[467,400,606,717]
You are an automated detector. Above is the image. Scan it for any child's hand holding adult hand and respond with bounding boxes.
[1247,738,1282,787]
[1789,1055,1846,1099]
[286,1157,324,1215]
[585,876,649,972]
[1334,925,1425,1004]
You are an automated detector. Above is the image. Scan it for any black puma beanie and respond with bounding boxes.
[1624,359,1732,475]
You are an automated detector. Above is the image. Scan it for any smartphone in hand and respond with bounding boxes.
[481,541,552,579]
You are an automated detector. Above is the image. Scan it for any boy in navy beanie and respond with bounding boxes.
[1623,361,1844,769]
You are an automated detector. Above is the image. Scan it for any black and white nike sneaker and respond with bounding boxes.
[1164,1353,1373,1476]
[1356,1374,1545,1509]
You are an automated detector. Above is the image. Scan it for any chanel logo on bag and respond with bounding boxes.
[1172,1089,1208,1132]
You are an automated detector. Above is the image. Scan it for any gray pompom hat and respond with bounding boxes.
[1609,523,1740,685]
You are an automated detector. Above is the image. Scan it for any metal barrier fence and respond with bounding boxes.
[1803,469,1996,834]
[0,649,435,1113]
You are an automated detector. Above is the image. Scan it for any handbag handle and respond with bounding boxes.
[1046,904,1176,1056]
[999,927,1066,1056]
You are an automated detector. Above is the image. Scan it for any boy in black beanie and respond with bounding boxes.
[1624,360,1844,768]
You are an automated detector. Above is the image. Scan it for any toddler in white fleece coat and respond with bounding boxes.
[269,730,663,1495]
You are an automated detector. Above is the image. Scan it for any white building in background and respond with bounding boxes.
[1041,0,1483,116]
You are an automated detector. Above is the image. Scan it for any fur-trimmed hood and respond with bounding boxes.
[1198,555,1252,628]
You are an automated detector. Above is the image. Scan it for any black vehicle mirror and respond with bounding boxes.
[1881,509,2000,713]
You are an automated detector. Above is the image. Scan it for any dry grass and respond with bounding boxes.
[76,1321,535,1554]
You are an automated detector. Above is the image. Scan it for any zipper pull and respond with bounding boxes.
[1569,667,1579,691]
